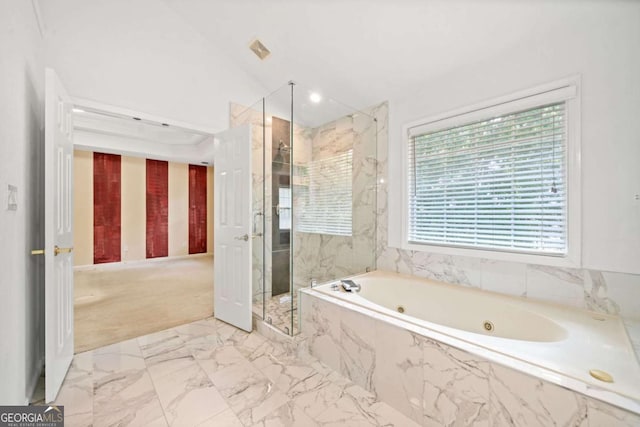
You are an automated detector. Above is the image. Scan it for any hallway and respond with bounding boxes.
[74,255,213,353]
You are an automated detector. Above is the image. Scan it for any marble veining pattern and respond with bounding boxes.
[231,100,379,337]
[301,290,640,426]
[422,340,490,427]
[292,104,378,294]
[45,317,418,427]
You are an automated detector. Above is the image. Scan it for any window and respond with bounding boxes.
[278,186,291,230]
[298,150,353,236]
[404,81,579,260]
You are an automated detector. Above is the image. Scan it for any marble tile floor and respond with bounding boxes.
[253,292,299,336]
[39,316,417,427]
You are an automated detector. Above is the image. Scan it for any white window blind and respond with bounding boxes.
[278,187,291,230]
[298,150,352,236]
[408,102,567,255]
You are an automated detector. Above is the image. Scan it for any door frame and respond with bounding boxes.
[66,99,218,341]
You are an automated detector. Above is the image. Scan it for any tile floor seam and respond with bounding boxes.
[144,330,234,427]
[189,335,266,425]
[188,352,240,422]
[52,317,420,426]
[152,328,237,426]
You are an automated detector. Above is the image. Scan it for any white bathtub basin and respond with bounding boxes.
[355,274,567,342]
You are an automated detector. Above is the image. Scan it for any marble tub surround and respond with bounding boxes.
[46,316,417,427]
[372,251,640,364]
[376,242,640,324]
[311,271,640,403]
[300,289,640,426]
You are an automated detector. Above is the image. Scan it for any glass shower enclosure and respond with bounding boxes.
[230,82,378,336]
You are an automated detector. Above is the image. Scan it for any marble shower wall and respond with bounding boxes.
[229,100,377,334]
[292,109,378,293]
[372,102,640,326]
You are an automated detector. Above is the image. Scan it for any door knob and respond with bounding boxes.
[54,245,73,256]
[234,234,249,241]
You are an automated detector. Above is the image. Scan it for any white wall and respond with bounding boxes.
[39,0,267,132]
[168,162,189,257]
[73,150,93,266]
[0,0,45,404]
[388,1,640,275]
[120,156,147,262]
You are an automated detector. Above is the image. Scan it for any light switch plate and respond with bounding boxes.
[7,185,17,211]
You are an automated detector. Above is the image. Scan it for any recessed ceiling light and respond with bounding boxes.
[309,92,322,103]
[72,108,85,113]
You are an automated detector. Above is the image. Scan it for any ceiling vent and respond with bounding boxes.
[249,38,271,60]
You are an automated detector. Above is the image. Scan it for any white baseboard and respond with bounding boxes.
[74,252,213,272]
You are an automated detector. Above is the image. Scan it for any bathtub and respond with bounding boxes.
[305,270,640,416]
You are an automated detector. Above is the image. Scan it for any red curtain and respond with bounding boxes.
[189,165,207,254]
[93,153,121,264]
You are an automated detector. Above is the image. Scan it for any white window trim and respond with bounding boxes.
[399,76,582,268]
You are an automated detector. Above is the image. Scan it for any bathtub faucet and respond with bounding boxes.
[340,279,361,293]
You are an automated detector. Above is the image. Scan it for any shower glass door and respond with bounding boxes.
[289,83,378,336]
[230,82,379,336]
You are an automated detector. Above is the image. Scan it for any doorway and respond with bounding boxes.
[70,103,216,352]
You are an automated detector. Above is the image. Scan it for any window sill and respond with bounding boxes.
[399,241,580,268]
[296,230,353,238]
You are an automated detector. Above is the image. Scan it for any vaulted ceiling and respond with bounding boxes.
[161,0,558,111]
[38,0,581,133]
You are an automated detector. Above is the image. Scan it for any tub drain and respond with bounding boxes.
[483,321,494,332]
[397,306,405,313]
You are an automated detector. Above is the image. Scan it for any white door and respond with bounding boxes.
[44,69,75,403]
[214,125,252,332]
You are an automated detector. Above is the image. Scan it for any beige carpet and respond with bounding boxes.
[74,255,214,353]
